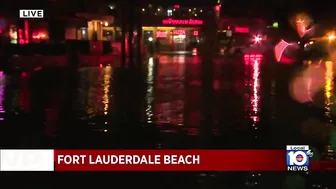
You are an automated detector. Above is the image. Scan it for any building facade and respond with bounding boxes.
[100,3,220,52]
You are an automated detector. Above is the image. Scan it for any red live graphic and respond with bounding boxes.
[54,150,286,171]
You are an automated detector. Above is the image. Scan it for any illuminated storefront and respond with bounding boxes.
[65,14,114,41]
[141,18,203,51]
[7,20,49,44]
[216,18,267,51]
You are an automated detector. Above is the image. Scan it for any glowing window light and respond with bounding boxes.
[32,32,47,40]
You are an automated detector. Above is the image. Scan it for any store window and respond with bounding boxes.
[31,30,49,43]
[77,27,88,40]
[9,25,18,44]
[103,29,113,40]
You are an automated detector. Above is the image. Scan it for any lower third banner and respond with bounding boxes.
[55,150,285,171]
[1,149,335,171]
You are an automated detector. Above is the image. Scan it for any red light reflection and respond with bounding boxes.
[0,72,5,115]
[24,20,29,43]
[18,29,24,44]
[244,54,262,129]
[244,54,263,65]
[192,48,197,55]
[19,72,31,112]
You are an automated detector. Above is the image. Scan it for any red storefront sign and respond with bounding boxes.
[172,30,186,35]
[235,27,249,33]
[156,30,167,38]
[162,18,203,25]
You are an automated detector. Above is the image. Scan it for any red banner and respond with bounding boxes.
[55,150,286,171]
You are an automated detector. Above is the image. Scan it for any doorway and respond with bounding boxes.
[173,35,186,51]
[172,29,186,51]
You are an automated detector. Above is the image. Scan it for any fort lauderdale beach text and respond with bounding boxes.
[57,155,201,165]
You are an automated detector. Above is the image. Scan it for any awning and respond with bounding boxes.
[75,13,114,23]
[56,16,88,27]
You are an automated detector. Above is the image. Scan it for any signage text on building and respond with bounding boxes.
[162,18,203,25]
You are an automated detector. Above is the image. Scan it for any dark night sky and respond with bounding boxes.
[1,0,336,22]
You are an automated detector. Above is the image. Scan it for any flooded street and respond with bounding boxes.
[0,54,335,188]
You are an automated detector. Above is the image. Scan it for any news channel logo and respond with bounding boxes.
[19,10,44,18]
[286,145,313,171]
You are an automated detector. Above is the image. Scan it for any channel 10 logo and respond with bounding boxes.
[286,145,313,171]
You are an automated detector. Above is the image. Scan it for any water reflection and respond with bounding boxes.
[324,61,333,120]
[155,56,185,127]
[19,72,31,112]
[324,61,335,159]
[76,66,113,119]
[0,71,5,120]
[103,65,112,115]
[0,54,335,188]
[86,68,104,117]
[250,59,260,128]
[146,57,155,123]
[244,54,262,131]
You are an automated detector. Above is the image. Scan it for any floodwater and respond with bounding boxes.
[0,54,335,188]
